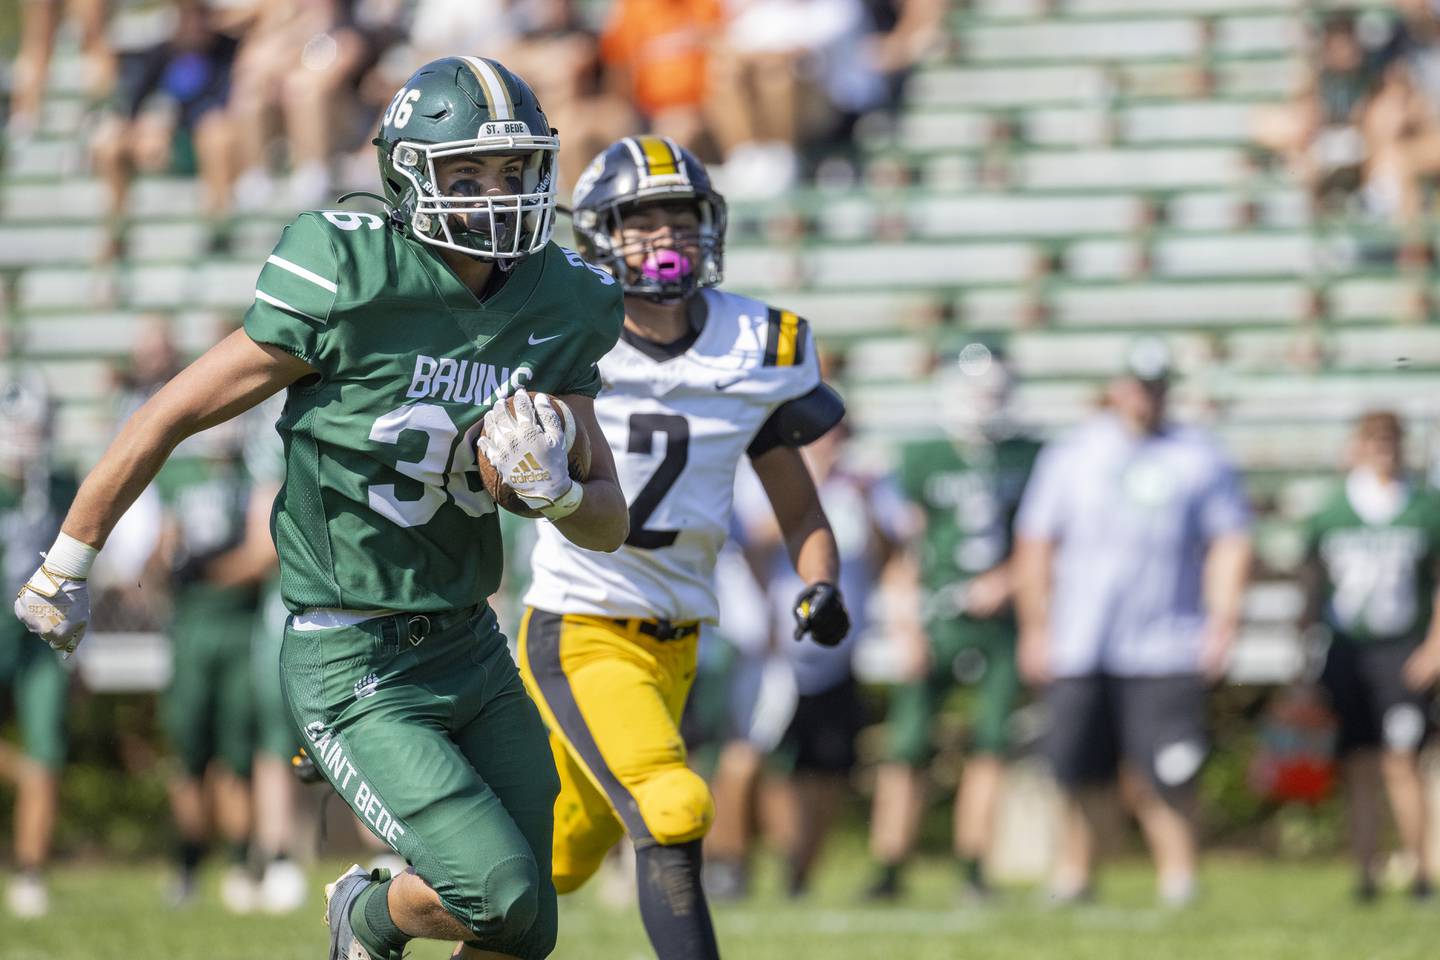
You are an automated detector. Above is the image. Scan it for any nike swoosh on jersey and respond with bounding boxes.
[528,333,563,345]
[714,376,744,390]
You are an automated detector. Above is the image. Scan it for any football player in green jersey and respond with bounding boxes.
[0,369,75,918]
[151,421,263,912]
[1302,411,1440,901]
[15,57,629,960]
[865,347,1042,902]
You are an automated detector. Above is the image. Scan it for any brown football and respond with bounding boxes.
[477,393,592,518]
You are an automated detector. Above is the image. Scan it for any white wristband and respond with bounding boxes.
[539,481,585,521]
[44,532,98,580]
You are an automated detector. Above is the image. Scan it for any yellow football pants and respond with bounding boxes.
[517,608,715,894]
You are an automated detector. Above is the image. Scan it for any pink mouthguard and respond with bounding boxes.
[641,249,693,282]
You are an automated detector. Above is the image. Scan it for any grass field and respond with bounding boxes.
[3,839,1435,960]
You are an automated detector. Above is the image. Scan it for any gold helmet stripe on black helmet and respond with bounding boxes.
[622,136,690,187]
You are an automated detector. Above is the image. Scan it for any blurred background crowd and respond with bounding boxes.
[6,0,1440,938]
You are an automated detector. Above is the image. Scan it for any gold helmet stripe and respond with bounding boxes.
[638,136,679,177]
[460,56,514,121]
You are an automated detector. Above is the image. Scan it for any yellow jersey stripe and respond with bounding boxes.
[775,310,800,367]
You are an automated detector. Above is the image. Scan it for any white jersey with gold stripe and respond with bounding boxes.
[524,287,819,623]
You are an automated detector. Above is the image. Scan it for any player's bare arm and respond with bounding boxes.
[14,331,313,653]
[549,393,627,551]
[1201,531,1253,680]
[752,444,850,646]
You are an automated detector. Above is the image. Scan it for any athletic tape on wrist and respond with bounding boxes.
[44,532,98,580]
[539,481,585,521]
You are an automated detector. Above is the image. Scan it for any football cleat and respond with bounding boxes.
[325,864,377,960]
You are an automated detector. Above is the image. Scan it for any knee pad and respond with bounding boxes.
[471,854,540,942]
[633,767,715,845]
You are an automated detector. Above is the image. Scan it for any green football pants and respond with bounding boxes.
[163,601,257,778]
[280,604,559,959]
[886,617,1020,764]
[0,618,69,769]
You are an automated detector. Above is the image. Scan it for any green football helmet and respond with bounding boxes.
[375,56,559,260]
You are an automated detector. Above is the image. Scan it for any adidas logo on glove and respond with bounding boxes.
[508,452,552,486]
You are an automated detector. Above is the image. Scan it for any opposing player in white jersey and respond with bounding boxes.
[517,136,850,959]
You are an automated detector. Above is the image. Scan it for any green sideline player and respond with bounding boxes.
[866,348,1041,901]
[1302,410,1440,901]
[0,370,74,918]
[152,422,262,910]
[15,56,629,960]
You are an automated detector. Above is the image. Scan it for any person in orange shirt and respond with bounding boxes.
[600,0,725,148]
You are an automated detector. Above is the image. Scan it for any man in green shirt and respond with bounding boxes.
[1303,410,1440,901]
[865,349,1041,901]
[15,56,628,960]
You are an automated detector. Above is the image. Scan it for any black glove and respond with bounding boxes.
[793,581,850,647]
[292,746,323,784]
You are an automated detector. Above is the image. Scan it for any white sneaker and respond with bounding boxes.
[220,865,258,914]
[6,874,49,918]
[261,858,308,914]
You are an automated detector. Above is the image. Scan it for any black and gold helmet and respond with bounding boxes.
[570,136,726,301]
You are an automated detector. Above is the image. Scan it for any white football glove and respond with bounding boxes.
[478,388,578,515]
[14,564,90,658]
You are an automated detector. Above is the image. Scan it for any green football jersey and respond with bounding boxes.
[1,470,77,598]
[1305,481,1440,644]
[898,435,1042,622]
[243,211,623,614]
[155,446,255,616]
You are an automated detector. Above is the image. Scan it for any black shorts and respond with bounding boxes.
[1043,674,1209,799]
[1320,638,1431,755]
[782,675,864,775]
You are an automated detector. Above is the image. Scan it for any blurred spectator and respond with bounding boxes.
[1014,338,1253,908]
[1251,11,1378,206]
[708,0,940,195]
[1360,0,1440,227]
[0,359,74,919]
[89,0,240,259]
[707,424,904,899]
[503,0,638,190]
[230,0,405,210]
[598,0,726,152]
[1300,411,1440,902]
[8,0,113,139]
[109,313,182,423]
[864,349,1041,903]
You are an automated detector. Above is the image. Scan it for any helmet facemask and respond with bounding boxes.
[387,134,559,260]
[580,194,726,302]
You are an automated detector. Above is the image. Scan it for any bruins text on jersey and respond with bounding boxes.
[14,56,633,960]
